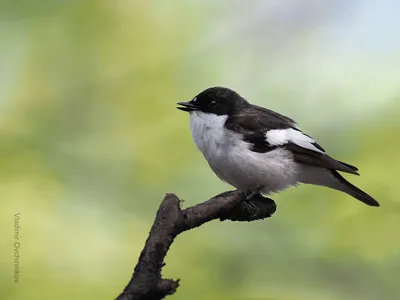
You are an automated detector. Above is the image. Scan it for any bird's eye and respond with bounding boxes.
[209,100,217,108]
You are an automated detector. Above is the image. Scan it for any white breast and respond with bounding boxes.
[190,112,229,158]
[189,111,299,194]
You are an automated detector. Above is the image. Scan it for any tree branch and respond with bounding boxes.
[116,190,276,300]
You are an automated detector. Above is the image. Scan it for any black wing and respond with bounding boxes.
[225,106,359,175]
[226,105,297,132]
[225,105,296,152]
[285,143,359,175]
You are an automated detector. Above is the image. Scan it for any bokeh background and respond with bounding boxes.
[1,1,400,299]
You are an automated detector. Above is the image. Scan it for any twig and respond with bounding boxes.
[116,190,276,300]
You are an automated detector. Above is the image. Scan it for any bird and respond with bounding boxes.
[177,86,379,207]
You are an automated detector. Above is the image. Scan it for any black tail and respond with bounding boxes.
[332,171,380,207]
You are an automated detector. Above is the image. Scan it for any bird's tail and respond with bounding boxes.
[330,171,380,207]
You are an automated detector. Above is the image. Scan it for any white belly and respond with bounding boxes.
[189,111,299,194]
[206,146,299,194]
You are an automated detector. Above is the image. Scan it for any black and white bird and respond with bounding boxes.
[177,86,379,207]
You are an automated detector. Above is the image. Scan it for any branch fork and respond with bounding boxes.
[116,190,276,300]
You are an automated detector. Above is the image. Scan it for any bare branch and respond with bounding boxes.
[116,190,276,300]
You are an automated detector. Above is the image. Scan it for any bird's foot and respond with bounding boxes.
[245,186,264,201]
[243,186,265,219]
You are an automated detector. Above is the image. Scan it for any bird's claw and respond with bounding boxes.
[245,186,264,201]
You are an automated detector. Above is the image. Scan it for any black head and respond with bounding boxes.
[177,87,249,115]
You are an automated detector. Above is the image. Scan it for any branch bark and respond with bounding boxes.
[116,190,276,300]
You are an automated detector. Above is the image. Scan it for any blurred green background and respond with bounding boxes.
[1,1,400,299]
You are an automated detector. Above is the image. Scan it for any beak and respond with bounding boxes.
[177,101,199,112]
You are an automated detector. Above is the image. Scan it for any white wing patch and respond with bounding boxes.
[265,128,324,153]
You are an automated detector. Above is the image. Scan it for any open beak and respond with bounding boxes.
[177,101,199,112]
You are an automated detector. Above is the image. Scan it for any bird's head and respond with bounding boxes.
[177,87,248,116]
